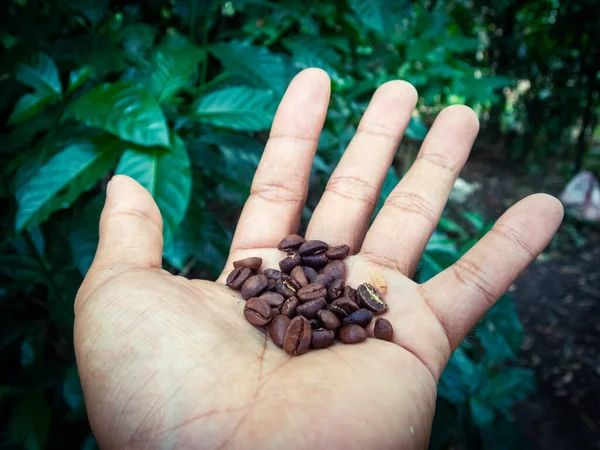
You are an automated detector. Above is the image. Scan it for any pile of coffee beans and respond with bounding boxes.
[226,234,394,356]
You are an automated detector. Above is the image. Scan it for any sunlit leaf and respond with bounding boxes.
[8,92,56,124]
[67,66,93,94]
[349,0,386,34]
[16,53,62,96]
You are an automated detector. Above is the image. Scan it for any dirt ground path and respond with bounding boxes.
[461,161,600,449]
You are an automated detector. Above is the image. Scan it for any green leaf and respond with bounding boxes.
[149,44,203,103]
[10,392,50,450]
[210,41,288,92]
[405,117,428,140]
[116,137,191,243]
[69,0,109,24]
[8,92,56,124]
[193,87,275,131]
[349,0,386,34]
[67,66,93,94]
[69,81,170,148]
[15,140,120,232]
[469,397,495,426]
[16,53,62,96]
[63,366,84,413]
[20,339,34,367]
[69,196,104,276]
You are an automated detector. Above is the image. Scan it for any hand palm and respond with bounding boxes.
[74,70,563,449]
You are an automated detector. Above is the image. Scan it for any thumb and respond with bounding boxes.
[92,175,164,271]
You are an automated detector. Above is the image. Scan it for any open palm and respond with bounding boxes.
[74,69,563,449]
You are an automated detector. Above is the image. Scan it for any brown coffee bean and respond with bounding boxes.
[287,277,301,290]
[271,307,280,317]
[297,283,327,303]
[325,244,350,260]
[280,296,299,318]
[357,283,388,313]
[226,267,253,290]
[264,268,284,281]
[374,318,394,341]
[313,273,334,287]
[278,234,305,251]
[322,260,345,280]
[339,324,367,344]
[303,266,319,283]
[275,279,298,298]
[269,315,291,348]
[298,240,328,256]
[283,316,311,356]
[290,265,309,288]
[302,254,329,269]
[317,309,341,331]
[311,328,335,349]
[296,297,327,319]
[266,279,277,291]
[244,297,272,326]
[342,309,373,328]
[241,274,268,299]
[309,318,323,329]
[260,292,285,308]
[327,297,359,318]
[279,252,301,273]
[344,286,358,305]
[233,257,262,271]
[328,278,345,301]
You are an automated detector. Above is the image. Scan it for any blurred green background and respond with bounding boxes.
[1,0,599,448]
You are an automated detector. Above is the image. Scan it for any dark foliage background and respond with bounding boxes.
[0,0,598,449]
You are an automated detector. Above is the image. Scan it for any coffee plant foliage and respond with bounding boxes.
[0,0,532,448]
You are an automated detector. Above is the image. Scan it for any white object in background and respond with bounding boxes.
[559,171,600,221]
[449,177,481,204]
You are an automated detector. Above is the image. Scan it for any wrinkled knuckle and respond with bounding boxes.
[491,222,536,259]
[385,191,437,225]
[105,208,163,234]
[451,258,496,306]
[418,152,459,176]
[325,175,378,205]
[356,121,399,141]
[250,178,305,205]
[359,251,400,272]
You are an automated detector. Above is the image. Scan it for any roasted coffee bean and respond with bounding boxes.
[313,273,335,287]
[244,297,272,326]
[302,254,329,269]
[279,252,302,273]
[303,266,319,283]
[226,267,253,290]
[264,268,284,281]
[260,292,285,308]
[297,283,327,303]
[325,244,350,260]
[286,276,301,290]
[233,257,262,271]
[296,297,327,319]
[328,278,345,301]
[317,309,341,331]
[271,307,280,317]
[266,279,277,291]
[321,260,345,280]
[269,315,291,348]
[298,240,328,256]
[374,318,394,341]
[278,234,305,251]
[342,309,373,328]
[280,296,299,318]
[283,316,311,356]
[311,328,335,349]
[275,279,298,298]
[327,297,359,318]
[241,274,268,299]
[338,324,367,344]
[290,265,309,288]
[344,286,358,305]
[357,283,388,313]
[309,318,323,329]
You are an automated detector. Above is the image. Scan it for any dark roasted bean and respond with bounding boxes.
[244,297,272,326]
[344,286,358,305]
[279,252,302,273]
[283,316,311,356]
[321,260,345,280]
[296,297,327,319]
[287,277,302,290]
[275,279,298,298]
[226,267,253,290]
[278,234,305,251]
[374,318,394,341]
[280,296,299,318]
[327,297,359,318]
[302,254,329,269]
[311,329,335,349]
[342,309,373,328]
[303,266,319,283]
[309,318,323,329]
[357,283,388,313]
[325,244,350,260]
[313,273,335,287]
[290,265,309,288]
[260,292,285,308]
[317,309,341,331]
[241,274,268,299]
[298,240,328,256]
[266,279,277,291]
[264,268,284,281]
[233,257,262,271]
[269,315,291,348]
[271,307,280,317]
[338,324,367,344]
[328,278,345,301]
[297,283,327,303]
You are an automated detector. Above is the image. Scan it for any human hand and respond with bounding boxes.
[74,69,563,449]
